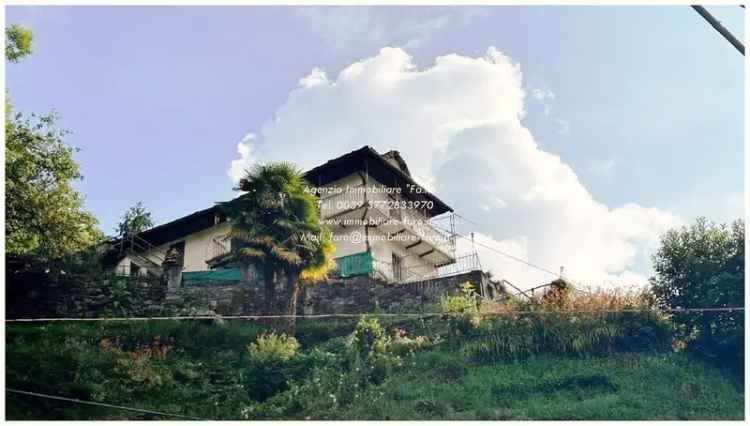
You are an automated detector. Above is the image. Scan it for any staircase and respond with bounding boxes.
[114,234,165,277]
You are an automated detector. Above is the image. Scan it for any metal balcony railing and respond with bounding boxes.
[399,208,454,255]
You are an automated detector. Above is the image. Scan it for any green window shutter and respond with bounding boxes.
[334,251,373,278]
[182,268,241,286]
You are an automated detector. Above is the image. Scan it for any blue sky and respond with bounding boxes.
[5,6,744,286]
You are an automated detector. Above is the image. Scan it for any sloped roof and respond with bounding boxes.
[112,146,452,252]
[304,145,452,215]
[381,150,412,177]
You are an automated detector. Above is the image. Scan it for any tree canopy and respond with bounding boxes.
[116,201,154,237]
[6,24,33,63]
[220,162,335,283]
[219,162,335,331]
[5,24,103,263]
[5,106,103,261]
[650,217,744,370]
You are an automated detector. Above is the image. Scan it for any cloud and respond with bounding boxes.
[588,158,617,177]
[299,67,328,88]
[228,133,256,183]
[229,47,682,290]
[531,88,556,102]
[530,86,569,133]
[294,7,484,52]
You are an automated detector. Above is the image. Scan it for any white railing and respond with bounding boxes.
[399,208,454,255]
[371,252,482,284]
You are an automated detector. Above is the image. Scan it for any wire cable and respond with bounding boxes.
[5,388,204,420]
[431,222,561,278]
[5,307,744,323]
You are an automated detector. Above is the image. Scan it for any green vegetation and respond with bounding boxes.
[116,201,154,238]
[219,162,335,331]
[5,102,104,263]
[5,24,33,63]
[6,302,743,420]
[5,24,103,265]
[651,217,744,373]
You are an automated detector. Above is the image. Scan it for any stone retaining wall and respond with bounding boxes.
[299,270,492,314]
[6,268,500,319]
[6,272,167,319]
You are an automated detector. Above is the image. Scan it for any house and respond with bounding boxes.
[108,146,458,284]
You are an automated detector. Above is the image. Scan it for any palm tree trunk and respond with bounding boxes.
[285,279,300,333]
[258,266,300,334]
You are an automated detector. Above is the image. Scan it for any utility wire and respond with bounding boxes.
[5,388,204,420]
[691,5,745,55]
[431,222,561,278]
[5,307,744,323]
[453,213,482,227]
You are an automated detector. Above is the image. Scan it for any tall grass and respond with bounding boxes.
[461,287,673,362]
[7,287,740,420]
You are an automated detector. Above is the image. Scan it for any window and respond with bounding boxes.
[392,252,403,282]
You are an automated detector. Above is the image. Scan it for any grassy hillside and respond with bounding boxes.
[336,351,742,420]
[5,315,744,420]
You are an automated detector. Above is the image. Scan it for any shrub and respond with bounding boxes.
[650,218,744,374]
[106,277,131,317]
[390,328,431,356]
[244,333,304,402]
[440,282,478,314]
[99,335,175,390]
[440,282,482,335]
[247,333,300,365]
[348,316,388,358]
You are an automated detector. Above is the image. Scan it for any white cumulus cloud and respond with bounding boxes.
[229,47,682,290]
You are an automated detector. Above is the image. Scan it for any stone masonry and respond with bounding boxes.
[6,267,501,319]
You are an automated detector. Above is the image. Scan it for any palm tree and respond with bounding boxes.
[219,162,335,332]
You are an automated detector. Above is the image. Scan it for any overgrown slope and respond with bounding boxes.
[5,314,744,420]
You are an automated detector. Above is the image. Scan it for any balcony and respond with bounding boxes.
[320,185,456,265]
[206,234,232,267]
[332,251,481,283]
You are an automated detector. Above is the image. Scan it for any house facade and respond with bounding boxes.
[110,146,457,284]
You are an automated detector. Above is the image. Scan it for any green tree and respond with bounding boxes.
[650,217,744,371]
[6,24,33,63]
[219,162,335,331]
[116,201,154,237]
[5,106,103,261]
[5,24,103,263]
